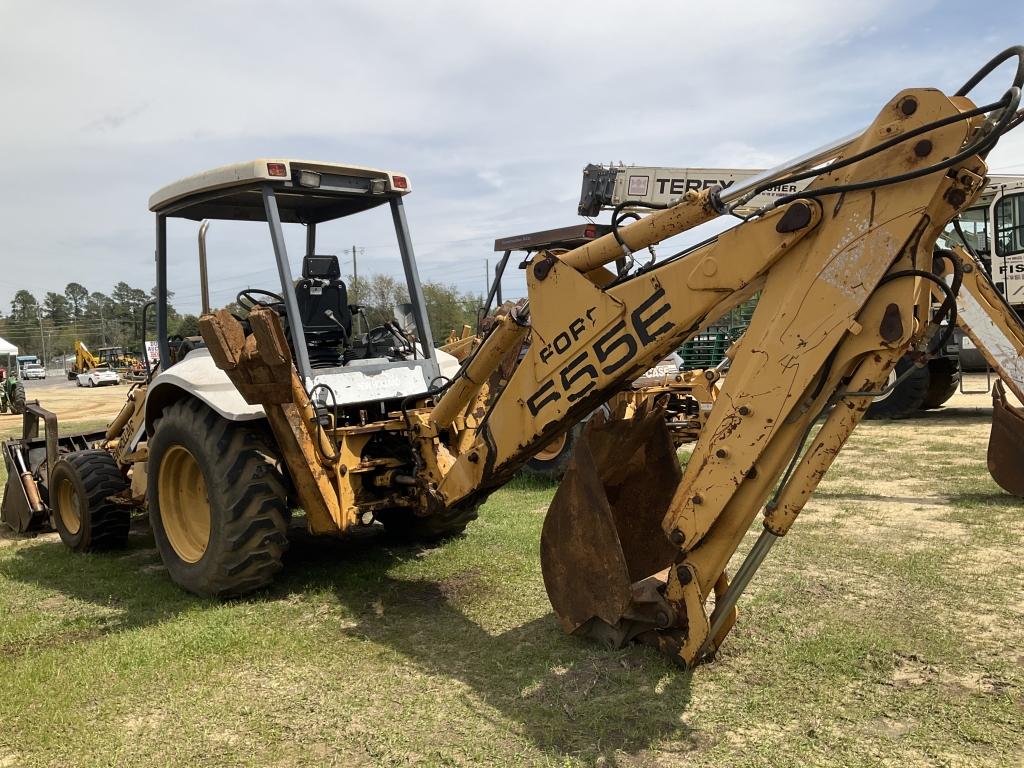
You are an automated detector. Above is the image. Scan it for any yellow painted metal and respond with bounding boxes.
[430,311,529,429]
[157,444,211,563]
[438,198,818,501]
[558,189,719,273]
[56,476,81,536]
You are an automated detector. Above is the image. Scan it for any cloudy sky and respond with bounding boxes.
[2,0,1024,315]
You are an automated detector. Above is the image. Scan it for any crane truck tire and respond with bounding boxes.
[147,398,289,597]
[521,423,584,481]
[864,356,930,420]
[50,450,131,552]
[921,357,961,409]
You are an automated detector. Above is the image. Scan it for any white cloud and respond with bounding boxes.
[1,0,1021,314]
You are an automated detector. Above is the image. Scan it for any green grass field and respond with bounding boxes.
[0,412,1021,767]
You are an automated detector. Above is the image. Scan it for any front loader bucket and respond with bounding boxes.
[540,401,681,644]
[988,380,1024,498]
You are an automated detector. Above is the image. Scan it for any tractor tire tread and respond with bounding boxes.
[52,450,130,551]
[922,357,961,410]
[149,399,288,597]
[10,382,26,414]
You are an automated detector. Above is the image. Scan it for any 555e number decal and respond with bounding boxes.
[526,287,673,417]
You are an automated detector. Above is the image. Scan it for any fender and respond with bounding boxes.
[142,348,265,440]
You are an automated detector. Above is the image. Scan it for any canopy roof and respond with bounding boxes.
[0,336,18,356]
[149,159,412,223]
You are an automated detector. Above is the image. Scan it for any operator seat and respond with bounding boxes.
[295,255,352,368]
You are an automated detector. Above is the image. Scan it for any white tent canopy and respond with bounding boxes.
[0,336,17,357]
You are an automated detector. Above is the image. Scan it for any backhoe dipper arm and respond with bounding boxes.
[943,246,1024,403]
[932,244,1024,496]
[428,81,1003,667]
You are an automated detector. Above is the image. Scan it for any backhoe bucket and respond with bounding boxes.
[988,380,1024,498]
[540,401,681,645]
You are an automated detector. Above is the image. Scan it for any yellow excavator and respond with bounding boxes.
[5,47,1024,670]
[65,340,101,380]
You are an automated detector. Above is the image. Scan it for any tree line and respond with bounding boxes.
[347,273,483,343]
[0,273,483,365]
[0,283,194,365]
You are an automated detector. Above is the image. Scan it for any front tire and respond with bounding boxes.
[50,450,130,552]
[148,399,289,597]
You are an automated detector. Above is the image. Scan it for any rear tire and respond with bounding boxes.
[50,450,130,552]
[522,423,584,480]
[148,399,289,597]
[10,382,25,414]
[921,357,960,409]
[865,357,930,420]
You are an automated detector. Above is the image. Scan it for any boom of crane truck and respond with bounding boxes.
[4,47,1024,672]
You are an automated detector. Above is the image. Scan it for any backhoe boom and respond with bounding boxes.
[185,48,1024,668]
[426,81,1012,666]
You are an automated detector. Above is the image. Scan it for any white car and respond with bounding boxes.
[21,364,46,380]
[77,367,120,387]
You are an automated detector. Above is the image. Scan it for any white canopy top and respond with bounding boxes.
[0,336,18,356]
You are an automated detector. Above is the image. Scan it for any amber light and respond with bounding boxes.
[391,175,408,189]
[267,162,287,177]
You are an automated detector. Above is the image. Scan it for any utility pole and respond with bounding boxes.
[36,308,46,371]
[485,259,489,298]
[344,245,364,298]
[99,304,107,346]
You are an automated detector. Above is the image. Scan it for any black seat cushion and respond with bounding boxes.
[295,255,351,366]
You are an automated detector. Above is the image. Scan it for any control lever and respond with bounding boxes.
[323,310,350,345]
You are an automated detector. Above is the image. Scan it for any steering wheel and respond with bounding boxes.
[236,288,285,312]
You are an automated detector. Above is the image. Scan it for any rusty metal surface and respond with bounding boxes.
[540,402,680,634]
[988,380,1024,497]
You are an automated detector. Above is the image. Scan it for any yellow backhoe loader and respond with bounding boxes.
[5,47,1024,669]
[65,340,100,380]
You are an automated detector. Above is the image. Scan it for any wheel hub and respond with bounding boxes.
[534,432,568,462]
[158,445,211,563]
[56,477,81,535]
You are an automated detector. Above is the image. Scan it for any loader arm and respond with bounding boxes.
[424,72,1022,665]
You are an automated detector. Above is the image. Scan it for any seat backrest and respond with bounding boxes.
[295,255,351,338]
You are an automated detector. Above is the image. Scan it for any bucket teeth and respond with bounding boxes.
[540,401,682,639]
[988,380,1024,498]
